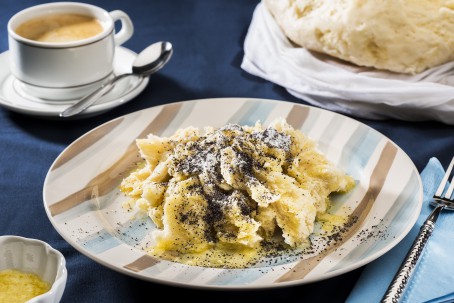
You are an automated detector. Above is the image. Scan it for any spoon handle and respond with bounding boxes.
[59,73,131,118]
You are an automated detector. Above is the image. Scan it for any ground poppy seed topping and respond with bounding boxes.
[120,118,355,268]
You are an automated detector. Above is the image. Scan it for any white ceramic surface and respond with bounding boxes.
[0,235,67,303]
[0,46,149,119]
[7,2,133,99]
[43,98,423,289]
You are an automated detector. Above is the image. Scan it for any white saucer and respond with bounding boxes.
[0,46,149,119]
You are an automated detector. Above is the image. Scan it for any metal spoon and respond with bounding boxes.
[59,41,173,118]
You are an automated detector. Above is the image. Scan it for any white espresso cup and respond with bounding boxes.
[7,2,134,100]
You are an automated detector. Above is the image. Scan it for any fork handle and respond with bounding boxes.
[380,204,444,303]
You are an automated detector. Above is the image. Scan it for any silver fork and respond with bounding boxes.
[381,156,454,303]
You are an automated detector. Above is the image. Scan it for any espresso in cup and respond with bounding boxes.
[15,13,103,43]
[8,2,134,100]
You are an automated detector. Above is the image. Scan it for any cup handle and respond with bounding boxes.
[109,10,134,46]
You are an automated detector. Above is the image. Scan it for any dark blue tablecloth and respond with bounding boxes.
[1,1,453,302]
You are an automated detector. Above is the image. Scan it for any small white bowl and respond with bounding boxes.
[0,235,67,303]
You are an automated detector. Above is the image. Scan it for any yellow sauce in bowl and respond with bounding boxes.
[0,269,50,303]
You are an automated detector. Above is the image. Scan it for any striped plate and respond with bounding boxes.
[43,98,423,289]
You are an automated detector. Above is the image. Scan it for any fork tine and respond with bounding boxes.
[435,156,454,198]
[445,166,454,200]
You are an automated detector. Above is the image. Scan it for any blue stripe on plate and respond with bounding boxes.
[77,229,121,254]
[76,217,152,255]
[171,267,208,284]
[139,261,179,276]
[230,100,276,125]
[207,268,272,286]
[342,127,382,175]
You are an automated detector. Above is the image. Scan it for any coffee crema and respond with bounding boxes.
[15,13,103,43]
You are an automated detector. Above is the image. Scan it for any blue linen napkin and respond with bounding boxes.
[346,157,454,303]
